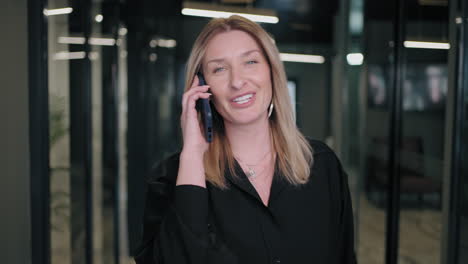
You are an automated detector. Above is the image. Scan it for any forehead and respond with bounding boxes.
[204,30,262,60]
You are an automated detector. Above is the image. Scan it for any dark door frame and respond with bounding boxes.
[28,0,50,263]
[443,0,468,263]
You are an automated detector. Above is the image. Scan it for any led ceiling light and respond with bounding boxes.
[53,51,99,60]
[58,37,116,46]
[181,1,278,24]
[150,38,177,48]
[43,7,73,16]
[404,41,450,50]
[53,51,86,60]
[346,53,364,65]
[118,27,128,36]
[280,53,325,64]
[89,37,115,46]
[58,37,86,45]
[95,14,103,23]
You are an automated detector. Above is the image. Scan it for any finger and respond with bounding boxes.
[182,86,209,118]
[182,90,211,119]
[182,85,210,112]
[185,92,212,117]
[181,92,211,131]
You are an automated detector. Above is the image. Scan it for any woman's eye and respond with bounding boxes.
[246,60,258,65]
[213,67,225,73]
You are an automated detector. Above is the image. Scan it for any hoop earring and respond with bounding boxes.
[268,103,274,118]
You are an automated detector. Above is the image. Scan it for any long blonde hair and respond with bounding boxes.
[184,15,313,188]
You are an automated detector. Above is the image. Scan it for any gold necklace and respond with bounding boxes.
[236,151,272,179]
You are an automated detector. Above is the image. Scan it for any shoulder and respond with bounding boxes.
[305,137,343,173]
[146,152,181,193]
[306,138,335,156]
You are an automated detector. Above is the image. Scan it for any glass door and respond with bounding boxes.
[341,0,450,263]
[46,0,126,263]
[397,1,448,263]
[450,0,468,262]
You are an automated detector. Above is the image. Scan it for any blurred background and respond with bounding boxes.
[2,0,468,263]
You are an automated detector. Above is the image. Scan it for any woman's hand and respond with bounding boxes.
[177,75,211,187]
[180,75,211,155]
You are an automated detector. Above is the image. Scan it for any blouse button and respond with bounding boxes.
[273,259,280,264]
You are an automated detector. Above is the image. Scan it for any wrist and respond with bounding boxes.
[181,148,205,160]
[177,149,206,188]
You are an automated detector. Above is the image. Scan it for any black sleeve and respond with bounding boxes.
[335,156,358,264]
[134,155,238,264]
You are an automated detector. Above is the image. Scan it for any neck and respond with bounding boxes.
[224,116,272,162]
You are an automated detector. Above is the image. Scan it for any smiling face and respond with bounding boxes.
[202,30,272,126]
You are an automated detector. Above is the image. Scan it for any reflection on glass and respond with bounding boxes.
[397,134,443,263]
[368,65,388,108]
[90,3,104,262]
[360,112,389,264]
[352,2,393,263]
[457,54,468,264]
[367,64,448,112]
[399,53,446,264]
[403,64,447,111]
[47,0,72,263]
[117,25,130,262]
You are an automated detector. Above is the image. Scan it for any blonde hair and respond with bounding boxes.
[184,15,313,188]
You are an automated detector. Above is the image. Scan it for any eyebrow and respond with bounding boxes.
[205,49,261,65]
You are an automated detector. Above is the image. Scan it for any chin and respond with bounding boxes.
[227,113,268,126]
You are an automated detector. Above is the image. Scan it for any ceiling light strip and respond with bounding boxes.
[58,37,116,46]
[58,37,86,44]
[280,53,325,64]
[43,7,73,16]
[89,37,116,46]
[53,51,86,60]
[403,41,450,50]
[53,51,99,60]
[181,8,278,24]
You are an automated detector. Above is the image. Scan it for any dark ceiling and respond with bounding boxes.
[365,0,449,21]
[123,0,339,44]
[122,0,449,47]
[197,0,340,44]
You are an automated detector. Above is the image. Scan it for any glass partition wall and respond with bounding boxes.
[32,0,468,263]
[46,0,127,263]
[449,0,468,262]
[341,0,455,263]
[398,1,448,263]
[47,0,73,261]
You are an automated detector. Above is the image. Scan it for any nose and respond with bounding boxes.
[229,66,246,90]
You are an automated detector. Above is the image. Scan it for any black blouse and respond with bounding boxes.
[134,139,357,264]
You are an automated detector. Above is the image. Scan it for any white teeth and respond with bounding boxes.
[233,94,253,103]
[235,99,249,104]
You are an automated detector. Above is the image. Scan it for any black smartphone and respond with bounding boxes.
[196,72,213,143]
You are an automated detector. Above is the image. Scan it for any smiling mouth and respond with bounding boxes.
[232,93,254,104]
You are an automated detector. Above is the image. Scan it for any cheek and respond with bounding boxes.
[210,88,224,104]
[260,76,273,99]
[259,68,272,91]
[211,95,228,114]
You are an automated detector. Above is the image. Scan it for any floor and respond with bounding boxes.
[357,194,442,264]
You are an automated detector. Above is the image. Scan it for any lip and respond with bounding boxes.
[230,92,256,108]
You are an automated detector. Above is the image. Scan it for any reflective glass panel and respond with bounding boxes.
[398,1,448,263]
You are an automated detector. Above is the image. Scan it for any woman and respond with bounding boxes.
[135,15,357,264]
